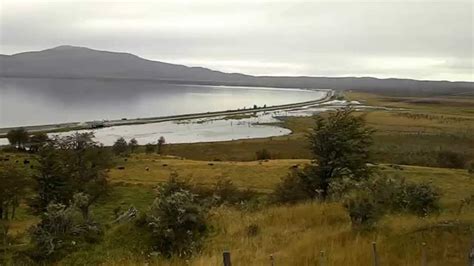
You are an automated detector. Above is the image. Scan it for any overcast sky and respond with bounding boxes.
[1,0,473,81]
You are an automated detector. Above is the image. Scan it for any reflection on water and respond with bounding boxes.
[0,99,354,147]
[0,77,325,128]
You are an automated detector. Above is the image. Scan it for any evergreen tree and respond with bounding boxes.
[112,137,129,156]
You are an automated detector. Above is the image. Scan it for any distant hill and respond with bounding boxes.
[1,45,472,96]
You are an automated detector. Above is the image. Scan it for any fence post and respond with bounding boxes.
[421,242,427,266]
[469,239,474,266]
[372,242,379,266]
[270,254,275,266]
[320,250,326,266]
[223,250,231,266]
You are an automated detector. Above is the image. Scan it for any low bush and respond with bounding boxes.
[327,177,358,200]
[272,170,311,204]
[146,186,208,258]
[246,224,260,237]
[394,182,440,216]
[28,198,103,261]
[211,178,256,205]
[343,175,440,227]
[162,175,258,207]
[344,191,381,227]
[467,161,474,174]
[436,150,468,169]
[256,149,272,160]
[145,143,156,154]
[157,173,192,196]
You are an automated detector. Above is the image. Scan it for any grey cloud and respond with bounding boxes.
[1,0,472,81]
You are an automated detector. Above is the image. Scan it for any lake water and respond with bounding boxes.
[0,77,325,128]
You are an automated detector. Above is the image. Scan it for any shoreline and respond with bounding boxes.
[0,89,334,137]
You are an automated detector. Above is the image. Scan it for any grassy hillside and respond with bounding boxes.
[2,91,473,265]
[3,152,473,265]
[107,154,474,208]
[62,201,473,266]
[67,158,474,265]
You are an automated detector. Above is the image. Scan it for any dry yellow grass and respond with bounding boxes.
[346,91,474,116]
[4,153,473,265]
[89,155,472,265]
[109,155,474,208]
[95,202,472,266]
[109,154,308,192]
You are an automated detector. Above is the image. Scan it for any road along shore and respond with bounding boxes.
[0,89,334,137]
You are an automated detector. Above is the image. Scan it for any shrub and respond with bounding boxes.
[145,143,156,153]
[147,188,208,258]
[246,224,260,237]
[188,178,258,207]
[212,178,254,205]
[344,175,441,227]
[0,221,11,258]
[327,177,358,200]
[344,191,381,227]
[157,174,192,197]
[273,170,311,204]
[256,149,272,160]
[437,150,467,169]
[467,161,474,174]
[363,175,401,209]
[28,195,103,261]
[394,182,440,216]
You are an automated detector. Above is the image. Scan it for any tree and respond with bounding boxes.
[157,136,166,155]
[274,107,373,203]
[29,146,74,214]
[6,128,29,149]
[0,164,30,220]
[128,138,138,153]
[292,107,374,199]
[29,132,49,153]
[30,133,111,214]
[112,137,129,156]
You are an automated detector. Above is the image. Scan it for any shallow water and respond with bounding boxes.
[0,77,325,128]
[48,102,353,146]
[0,100,356,147]
[50,115,291,146]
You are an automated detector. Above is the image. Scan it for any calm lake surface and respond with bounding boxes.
[0,77,325,128]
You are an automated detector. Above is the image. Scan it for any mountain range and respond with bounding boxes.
[1,45,472,96]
